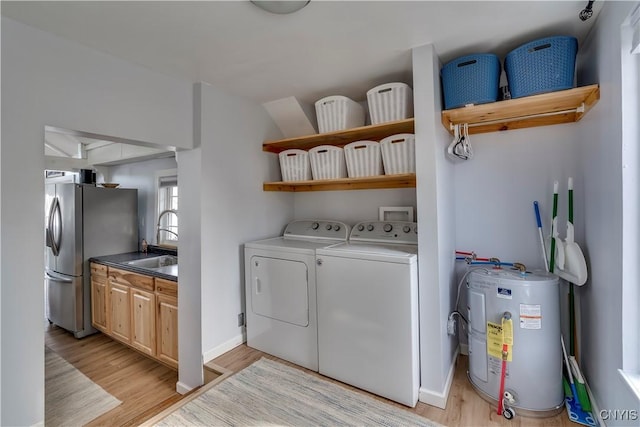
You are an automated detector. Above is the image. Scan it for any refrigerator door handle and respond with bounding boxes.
[48,197,61,256]
[45,271,73,283]
[45,226,55,251]
[46,196,55,248]
[45,270,82,333]
[46,196,58,255]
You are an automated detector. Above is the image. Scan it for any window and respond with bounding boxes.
[157,170,178,246]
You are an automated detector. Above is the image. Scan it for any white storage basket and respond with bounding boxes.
[344,140,383,178]
[367,82,414,125]
[315,95,365,133]
[278,149,311,182]
[380,134,416,174]
[309,145,347,180]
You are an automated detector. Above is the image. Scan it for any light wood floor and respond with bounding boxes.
[46,325,573,426]
[212,345,573,427]
[45,324,184,426]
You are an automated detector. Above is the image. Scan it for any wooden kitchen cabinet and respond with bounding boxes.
[109,282,131,344]
[156,293,178,369]
[108,266,154,292]
[131,288,156,356]
[90,262,108,332]
[155,277,178,298]
[91,263,178,369]
[108,267,153,346]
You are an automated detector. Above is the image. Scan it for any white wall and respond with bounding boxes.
[176,147,203,391]
[453,125,581,270]
[620,3,640,378]
[0,17,192,425]
[0,20,192,149]
[452,106,582,366]
[293,189,416,225]
[197,82,292,364]
[412,44,458,408]
[575,1,640,422]
[108,156,178,244]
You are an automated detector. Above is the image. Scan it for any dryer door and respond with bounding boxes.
[250,256,309,327]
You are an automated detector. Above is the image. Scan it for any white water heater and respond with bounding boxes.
[467,268,563,417]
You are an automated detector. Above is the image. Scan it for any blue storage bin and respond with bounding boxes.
[441,53,501,110]
[505,36,577,99]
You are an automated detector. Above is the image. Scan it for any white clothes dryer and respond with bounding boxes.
[244,220,349,371]
[315,221,419,407]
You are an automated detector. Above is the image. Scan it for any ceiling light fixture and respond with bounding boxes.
[579,0,595,21]
[251,1,310,15]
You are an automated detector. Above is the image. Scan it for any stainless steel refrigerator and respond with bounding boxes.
[45,183,138,338]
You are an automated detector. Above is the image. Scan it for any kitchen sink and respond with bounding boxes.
[125,255,178,269]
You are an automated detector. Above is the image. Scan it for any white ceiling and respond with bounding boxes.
[1,1,602,105]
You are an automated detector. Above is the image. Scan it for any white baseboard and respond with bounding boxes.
[586,377,604,426]
[176,381,193,395]
[418,347,459,409]
[202,332,245,364]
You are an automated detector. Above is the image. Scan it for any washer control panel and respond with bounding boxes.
[284,220,350,241]
[350,221,418,244]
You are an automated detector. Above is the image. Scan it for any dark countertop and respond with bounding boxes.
[90,250,178,282]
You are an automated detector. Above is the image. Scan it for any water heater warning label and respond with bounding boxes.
[520,304,542,329]
[486,322,512,361]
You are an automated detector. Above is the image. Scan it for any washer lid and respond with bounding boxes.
[317,241,417,263]
[245,236,341,254]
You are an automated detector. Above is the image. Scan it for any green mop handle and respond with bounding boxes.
[549,181,559,273]
[568,177,576,356]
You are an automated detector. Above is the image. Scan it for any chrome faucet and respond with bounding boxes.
[156,209,178,244]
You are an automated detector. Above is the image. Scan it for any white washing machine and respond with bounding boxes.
[315,221,419,407]
[244,220,349,371]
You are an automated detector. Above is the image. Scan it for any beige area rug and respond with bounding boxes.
[45,347,121,426]
[155,357,443,427]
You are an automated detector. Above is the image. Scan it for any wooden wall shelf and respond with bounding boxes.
[263,174,416,192]
[263,118,414,153]
[441,84,600,135]
[262,119,416,192]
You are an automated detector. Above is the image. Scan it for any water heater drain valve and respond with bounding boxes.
[503,391,516,405]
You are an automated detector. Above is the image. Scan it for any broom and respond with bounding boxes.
[561,335,579,404]
[569,355,592,412]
